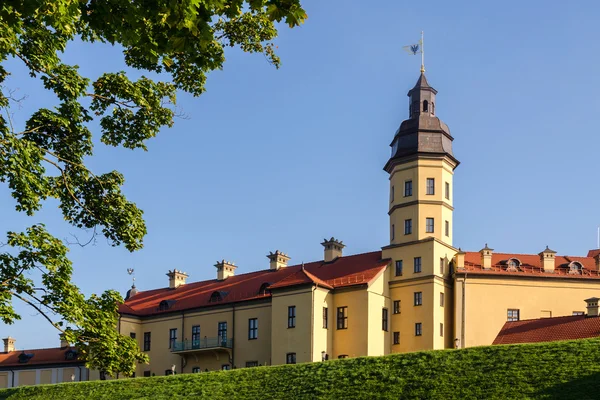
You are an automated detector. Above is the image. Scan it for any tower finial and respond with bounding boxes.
[127,267,135,288]
[420,31,425,73]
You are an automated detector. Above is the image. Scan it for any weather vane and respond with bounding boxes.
[402,31,425,73]
[127,268,135,286]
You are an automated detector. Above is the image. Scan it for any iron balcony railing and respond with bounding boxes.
[171,337,233,352]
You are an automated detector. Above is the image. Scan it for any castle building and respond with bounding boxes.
[115,72,600,377]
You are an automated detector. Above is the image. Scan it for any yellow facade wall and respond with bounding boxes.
[332,287,368,358]
[312,287,333,361]
[271,287,313,365]
[40,369,52,384]
[367,271,391,357]
[231,303,272,368]
[18,371,35,386]
[456,276,600,348]
[0,373,8,388]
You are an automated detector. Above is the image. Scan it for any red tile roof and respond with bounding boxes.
[493,315,600,345]
[0,347,81,368]
[588,249,600,258]
[120,251,389,317]
[456,251,600,279]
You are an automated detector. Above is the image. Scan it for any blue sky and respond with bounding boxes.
[2,0,600,349]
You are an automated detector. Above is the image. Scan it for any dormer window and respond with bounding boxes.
[209,291,223,303]
[258,283,270,296]
[65,349,77,360]
[569,262,583,274]
[506,258,521,272]
[18,352,34,363]
[159,300,176,311]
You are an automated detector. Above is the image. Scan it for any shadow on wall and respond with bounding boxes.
[535,372,600,400]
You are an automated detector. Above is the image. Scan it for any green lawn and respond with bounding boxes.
[2,339,600,399]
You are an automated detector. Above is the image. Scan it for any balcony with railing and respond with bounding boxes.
[171,337,233,354]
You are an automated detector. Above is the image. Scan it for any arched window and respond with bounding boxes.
[569,262,583,274]
[506,258,521,272]
[209,291,223,303]
[432,102,435,115]
[258,283,270,296]
[423,100,429,112]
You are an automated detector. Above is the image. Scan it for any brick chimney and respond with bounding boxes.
[538,246,557,273]
[455,248,466,269]
[585,297,600,317]
[267,250,290,270]
[3,337,15,353]
[60,333,69,348]
[594,253,600,271]
[480,244,493,270]
[215,260,236,280]
[166,269,188,289]
[321,237,345,262]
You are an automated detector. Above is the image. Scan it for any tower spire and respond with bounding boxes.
[420,31,425,73]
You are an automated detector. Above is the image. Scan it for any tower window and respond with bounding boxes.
[415,323,422,336]
[414,292,422,306]
[391,224,395,241]
[390,186,394,202]
[404,219,412,235]
[395,260,403,276]
[393,300,401,314]
[404,180,413,197]
[432,102,435,115]
[445,182,450,200]
[426,178,435,195]
[382,308,389,331]
[440,323,444,337]
[414,257,422,273]
[440,292,445,307]
[440,258,445,275]
[426,218,434,233]
[507,309,520,322]
[423,100,428,112]
[445,221,450,237]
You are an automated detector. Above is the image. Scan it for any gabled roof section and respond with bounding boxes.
[119,251,389,317]
[493,315,600,345]
[456,251,600,279]
[588,249,600,258]
[0,347,81,368]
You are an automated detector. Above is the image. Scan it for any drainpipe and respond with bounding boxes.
[180,311,185,374]
[461,272,467,348]
[9,369,14,388]
[311,285,316,361]
[231,304,235,368]
[77,366,82,381]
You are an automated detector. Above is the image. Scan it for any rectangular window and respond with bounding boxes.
[288,306,296,328]
[573,311,585,316]
[440,292,445,307]
[246,361,259,368]
[414,257,422,273]
[191,325,200,347]
[395,260,403,276]
[426,218,434,233]
[393,300,401,314]
[507,309,520,322]
[382,308,389,331]
[404,219,412,235]
[414,292,422,306]
[143,371,151,377]
[248,318,258,340]
[337,306,348,329]
[143,332,151,352]
[404,180,413,197]
[415,323,422,336]
[390,186,394,202]
[169,328,177,349]
[286,353,296,364]
[393,332,400,345]
[541,310,552,319]
[445,220,449,237]
[426,178,435,195]
[218,322,227,344]
[323,307,328,329]
[222,365,231,371]
[440,323,444,337]
[445,182,450,200]
[440,258,445,275]
[130,332,136,339]
[391,224,395,241]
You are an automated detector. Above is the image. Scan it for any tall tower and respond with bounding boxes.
[383,72,459,353]
[384,72,459,246]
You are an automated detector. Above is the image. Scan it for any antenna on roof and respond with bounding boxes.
[597,226,599,249]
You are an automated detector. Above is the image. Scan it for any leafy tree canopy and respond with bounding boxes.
[0,0,305,377]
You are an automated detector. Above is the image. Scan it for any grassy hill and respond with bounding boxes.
[2,339,600,399]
